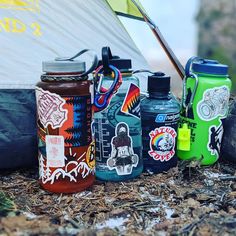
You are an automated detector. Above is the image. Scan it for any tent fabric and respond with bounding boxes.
[0,0,148,88]
[0,0,149,169]
[106,0,144,21]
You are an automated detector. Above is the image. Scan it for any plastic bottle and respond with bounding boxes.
[35,51,97,193]
[94,47,143,181]
[177,58,232,165]
[141,72,180,174]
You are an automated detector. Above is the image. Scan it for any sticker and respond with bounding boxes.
[60,96,92,147]
[155,113,180,123]
[86,141,95,169]
[208,121,224,158]
[36,87,68,129]
[197,86,230,121]
[46,135,66,168]
[107,122,139,175]
[148,126,176,162]
[39,149,94,185]
[121,83,141,119]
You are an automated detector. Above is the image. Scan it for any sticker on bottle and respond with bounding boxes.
[197,86,230,121]
[40,146,94,185]
[59,96,92,147]
[107,122,139,175]
[121,83,141,119]
[155,113,180,124]
[46,135,66,168]
[148,126,176,162]
[36,87,68,129]
[208,121,224,159]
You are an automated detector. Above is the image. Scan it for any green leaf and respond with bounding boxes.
[0,191,16,216]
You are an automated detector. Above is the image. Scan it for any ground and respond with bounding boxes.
[0,161,236,236]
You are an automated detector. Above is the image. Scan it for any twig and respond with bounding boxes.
[219,176,236,181]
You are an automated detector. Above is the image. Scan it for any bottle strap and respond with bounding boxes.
[55,49,98,77]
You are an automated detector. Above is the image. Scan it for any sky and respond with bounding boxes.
[120,0,199,72]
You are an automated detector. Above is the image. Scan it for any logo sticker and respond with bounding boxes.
[197,86,230,121]
[208,121,224,159]
[36,87,68,129]
[121,83,140,119]
[107,122,139,175]
[148,126,176,162]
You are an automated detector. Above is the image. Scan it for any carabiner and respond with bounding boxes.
[93,65,122,112]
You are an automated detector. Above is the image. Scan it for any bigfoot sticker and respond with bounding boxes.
[36,87,68,129]
[107,122,139,175]
[208,121,224,158]
[197,86,230,121]
[148,127,176,162]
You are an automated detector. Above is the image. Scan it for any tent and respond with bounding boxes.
[0,0,149,169]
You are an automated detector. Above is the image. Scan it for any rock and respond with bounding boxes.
[221,108,236,163]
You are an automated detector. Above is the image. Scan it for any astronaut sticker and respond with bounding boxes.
[107,122,139,175]
[148,126,176,162]
[197,86,230,121]
[208,121,224,158]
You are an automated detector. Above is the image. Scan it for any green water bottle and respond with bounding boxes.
[177,57,232,165]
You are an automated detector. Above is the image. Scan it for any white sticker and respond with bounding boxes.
[148,126,176,162]
[46,135,66,168]
[107,122,139,176]
[197,86,230,121]
[36,87,68,129]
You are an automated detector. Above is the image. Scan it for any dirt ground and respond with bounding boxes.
[0,160,236,236]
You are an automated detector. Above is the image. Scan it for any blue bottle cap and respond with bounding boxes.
[192,59,228,76]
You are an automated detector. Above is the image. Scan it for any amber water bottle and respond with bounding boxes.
[36,51,97,193]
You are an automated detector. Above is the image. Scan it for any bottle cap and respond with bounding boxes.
[148,72,171,93]
[192,59,228,76]
[43,60,86,73]
[98,57,132,70]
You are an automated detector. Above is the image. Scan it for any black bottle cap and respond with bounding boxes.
[148,72,171,93]
[98,57,132,70]
[98,46,132,72]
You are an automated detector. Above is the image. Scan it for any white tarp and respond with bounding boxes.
[0,0,148,88]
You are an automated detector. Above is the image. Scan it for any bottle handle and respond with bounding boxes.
[185,56,203,77]
[102,47,113,74]
[55,49,98,77]
[183,56,202,117]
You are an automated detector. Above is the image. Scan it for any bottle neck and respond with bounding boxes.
[148,91,171,99]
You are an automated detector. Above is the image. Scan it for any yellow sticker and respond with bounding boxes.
[0,0,39,12]
[86,141,95,169]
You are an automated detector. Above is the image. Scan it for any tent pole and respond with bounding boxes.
[131,0,185,79]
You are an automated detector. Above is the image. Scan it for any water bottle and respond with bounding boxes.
[35,50,97,193]
[177,57,232,165]
[141,72,180,173]
[94,47,143,181]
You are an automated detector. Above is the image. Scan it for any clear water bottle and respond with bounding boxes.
[141,72,180,174]
[94,47,143,181]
